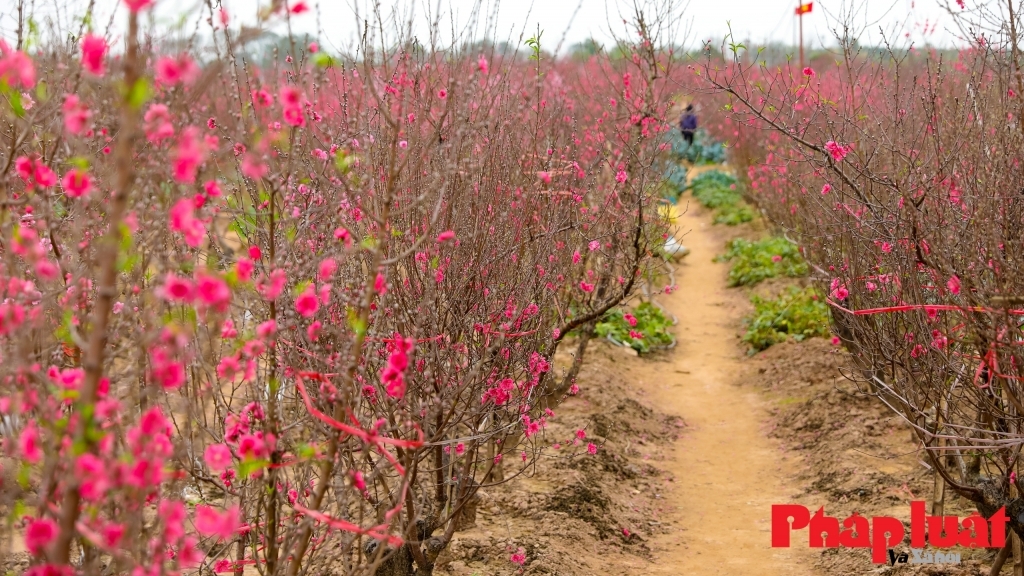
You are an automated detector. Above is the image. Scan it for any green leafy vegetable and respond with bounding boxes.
[715,237,808,287]
[743,286,830,352]
[596,302,674,354]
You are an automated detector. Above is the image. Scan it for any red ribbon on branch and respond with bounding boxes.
[826,298,1024,317]
[827,299,1024,389]
[292,503,405,547]
[294,372,424,449]
[289,371,421,546]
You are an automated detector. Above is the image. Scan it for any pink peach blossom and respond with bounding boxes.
[80,34,108,75]
[25,517,56,556]
[61,169,93,198]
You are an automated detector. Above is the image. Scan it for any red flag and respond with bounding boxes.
[795,2,813,14]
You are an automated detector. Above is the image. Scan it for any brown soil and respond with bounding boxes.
[438,198,815,575]
[442,190,1012,575]
[628,202,814,575]
[432,341,686,575]
[751,333,997,575]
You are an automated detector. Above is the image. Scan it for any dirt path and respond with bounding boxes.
[629,200,815,575]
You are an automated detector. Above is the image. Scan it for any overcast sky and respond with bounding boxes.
[2,0,965,53]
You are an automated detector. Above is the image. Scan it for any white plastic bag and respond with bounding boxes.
[663,236,690,259]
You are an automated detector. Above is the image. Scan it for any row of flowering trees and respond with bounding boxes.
[0,1,683,574]
[698,0,1024,557]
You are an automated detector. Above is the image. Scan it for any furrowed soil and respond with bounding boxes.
[442,182,1006,575]
[438,189,813,575]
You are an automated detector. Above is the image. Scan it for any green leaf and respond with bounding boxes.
[334,150,354,174]
[118,254,139,273]
[348,309,367,336]
[229,212,259,237]
[525,31,544,63]
[54,309,74,346]
[312,53,334,68]
[71,438,89,456]
[125,78,151,109]
[292,280,311,296]
[116,224,137,271]
[8,89,25,118]
[54,415,70,434]
[85,422,106,444]
[53,199,68,219]
[119,223,133,251]
[163,307,198,329]
[26,19,40,50]
[185,305,198,327]
[17,464,31,490]
[10,499,27,523]
[238,458,269,479]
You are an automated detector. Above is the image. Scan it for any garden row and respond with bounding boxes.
[696,19,1024,567]
[598,128,831,356]
[0,3,687,576]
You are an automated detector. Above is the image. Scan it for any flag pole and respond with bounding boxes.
[799,4,804,69]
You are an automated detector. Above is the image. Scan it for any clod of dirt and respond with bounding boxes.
[545,482,613,536]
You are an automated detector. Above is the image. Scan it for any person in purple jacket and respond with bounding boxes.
[680,103,697,146]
